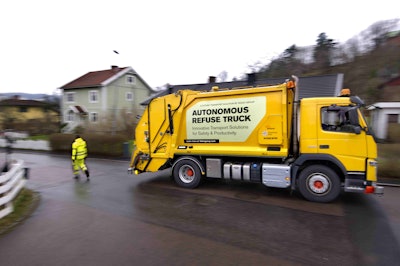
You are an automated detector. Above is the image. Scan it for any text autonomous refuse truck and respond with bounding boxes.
[128,77,383,202]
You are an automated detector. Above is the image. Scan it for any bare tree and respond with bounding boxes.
[217,71,228,82]
[247,60,265,73]
[360,18,400,51]
[342,36,363,61]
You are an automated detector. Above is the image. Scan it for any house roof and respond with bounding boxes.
[69,105,88,114]
[0,98,60,113]
[387,30,400,38]
[378,75,400,89]
[368,102,400,110]
[0,98,49,107]
[60,66,154,91]
[61,66,129,89]
[140,74,344,105]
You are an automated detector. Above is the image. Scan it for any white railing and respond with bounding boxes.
[0,139,51,151]
[0,160,27,219]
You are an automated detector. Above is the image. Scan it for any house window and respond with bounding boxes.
[67,110,74,122]
[126,92,133,101]
[19,106,28,112]
[388,114,399,123]
[66,92,75,102]
[89,90,99,103]
[90,112,98,123]
[126,75,135,84]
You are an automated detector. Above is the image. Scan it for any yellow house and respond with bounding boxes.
[0,97,60,135]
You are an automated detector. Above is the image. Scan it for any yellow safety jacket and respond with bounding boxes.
[72,137,87,160]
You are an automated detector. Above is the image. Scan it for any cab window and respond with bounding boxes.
[321,106,360,133]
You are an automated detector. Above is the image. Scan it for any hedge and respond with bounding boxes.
[49,133,131,157]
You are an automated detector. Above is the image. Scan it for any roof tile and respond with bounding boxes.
[61,66,127,89]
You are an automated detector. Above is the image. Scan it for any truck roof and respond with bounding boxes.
[301,97,352,105]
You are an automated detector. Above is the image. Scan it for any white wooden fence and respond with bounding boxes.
[0,160,27,219]
[0,139,50,151]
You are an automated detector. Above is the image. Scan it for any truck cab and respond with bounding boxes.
[293,95,381,201]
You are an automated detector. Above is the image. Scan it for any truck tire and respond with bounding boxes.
[297,165,341,203]
[173,159,203,189]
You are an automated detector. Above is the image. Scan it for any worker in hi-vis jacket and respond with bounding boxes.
[72,135,90,180]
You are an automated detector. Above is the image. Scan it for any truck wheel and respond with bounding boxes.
[297,165,341,203]
[173,159,203,189]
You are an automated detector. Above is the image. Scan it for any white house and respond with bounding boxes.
[368,102,400,140]
[369,74,400,141]
[60,66,155,133]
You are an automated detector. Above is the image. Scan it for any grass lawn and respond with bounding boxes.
[0,189,40,235]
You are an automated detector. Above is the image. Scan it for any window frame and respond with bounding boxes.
[126,75,135,84]
[126,92,133,101]
[66,110,75,122]
[66,92,75,103]
[89,90,99,103]
[89,112,99,123]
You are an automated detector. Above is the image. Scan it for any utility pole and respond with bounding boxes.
[111,50,120,135]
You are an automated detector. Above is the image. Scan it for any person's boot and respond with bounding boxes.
[74,174,79,180]
[85,170,90,180]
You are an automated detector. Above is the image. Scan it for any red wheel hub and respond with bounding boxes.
[314,180,324,189]
[186,168,194,176]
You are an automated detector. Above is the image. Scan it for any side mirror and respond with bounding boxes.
[353,126,361,134]
[350,96,364,106]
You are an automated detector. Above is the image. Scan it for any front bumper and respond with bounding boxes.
[345,178,384,195]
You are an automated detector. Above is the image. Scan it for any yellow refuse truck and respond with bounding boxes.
[128,77,383,202]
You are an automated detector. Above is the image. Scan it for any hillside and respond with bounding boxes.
[254,20,400,105]
[317,46,400,104]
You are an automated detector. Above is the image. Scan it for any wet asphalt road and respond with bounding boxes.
[0,151,399,266]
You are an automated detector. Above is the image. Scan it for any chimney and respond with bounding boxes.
[111,65,119,72]
[208,76,216,83]
[247,73,256,86]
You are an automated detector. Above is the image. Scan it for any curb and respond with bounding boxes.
[377,182,400,188]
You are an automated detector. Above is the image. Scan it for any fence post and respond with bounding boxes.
[0,160,27,219]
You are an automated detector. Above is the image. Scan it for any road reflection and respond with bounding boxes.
[74,180,90,200]
[132,177,356,265]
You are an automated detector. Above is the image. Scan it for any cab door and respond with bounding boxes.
[317,105,367,172]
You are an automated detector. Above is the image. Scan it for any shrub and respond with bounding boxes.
[85,134,127,156]
[5,120,59,135]
[378,143,400,178]
[49,133,75,151]
[49,133,130,157]
[387,124,400,143]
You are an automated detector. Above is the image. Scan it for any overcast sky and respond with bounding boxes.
[0,0,399,94]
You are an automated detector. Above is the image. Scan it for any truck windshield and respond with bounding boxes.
[358,107,378,141]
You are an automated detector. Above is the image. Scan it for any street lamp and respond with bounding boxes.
[111,50,119,135]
